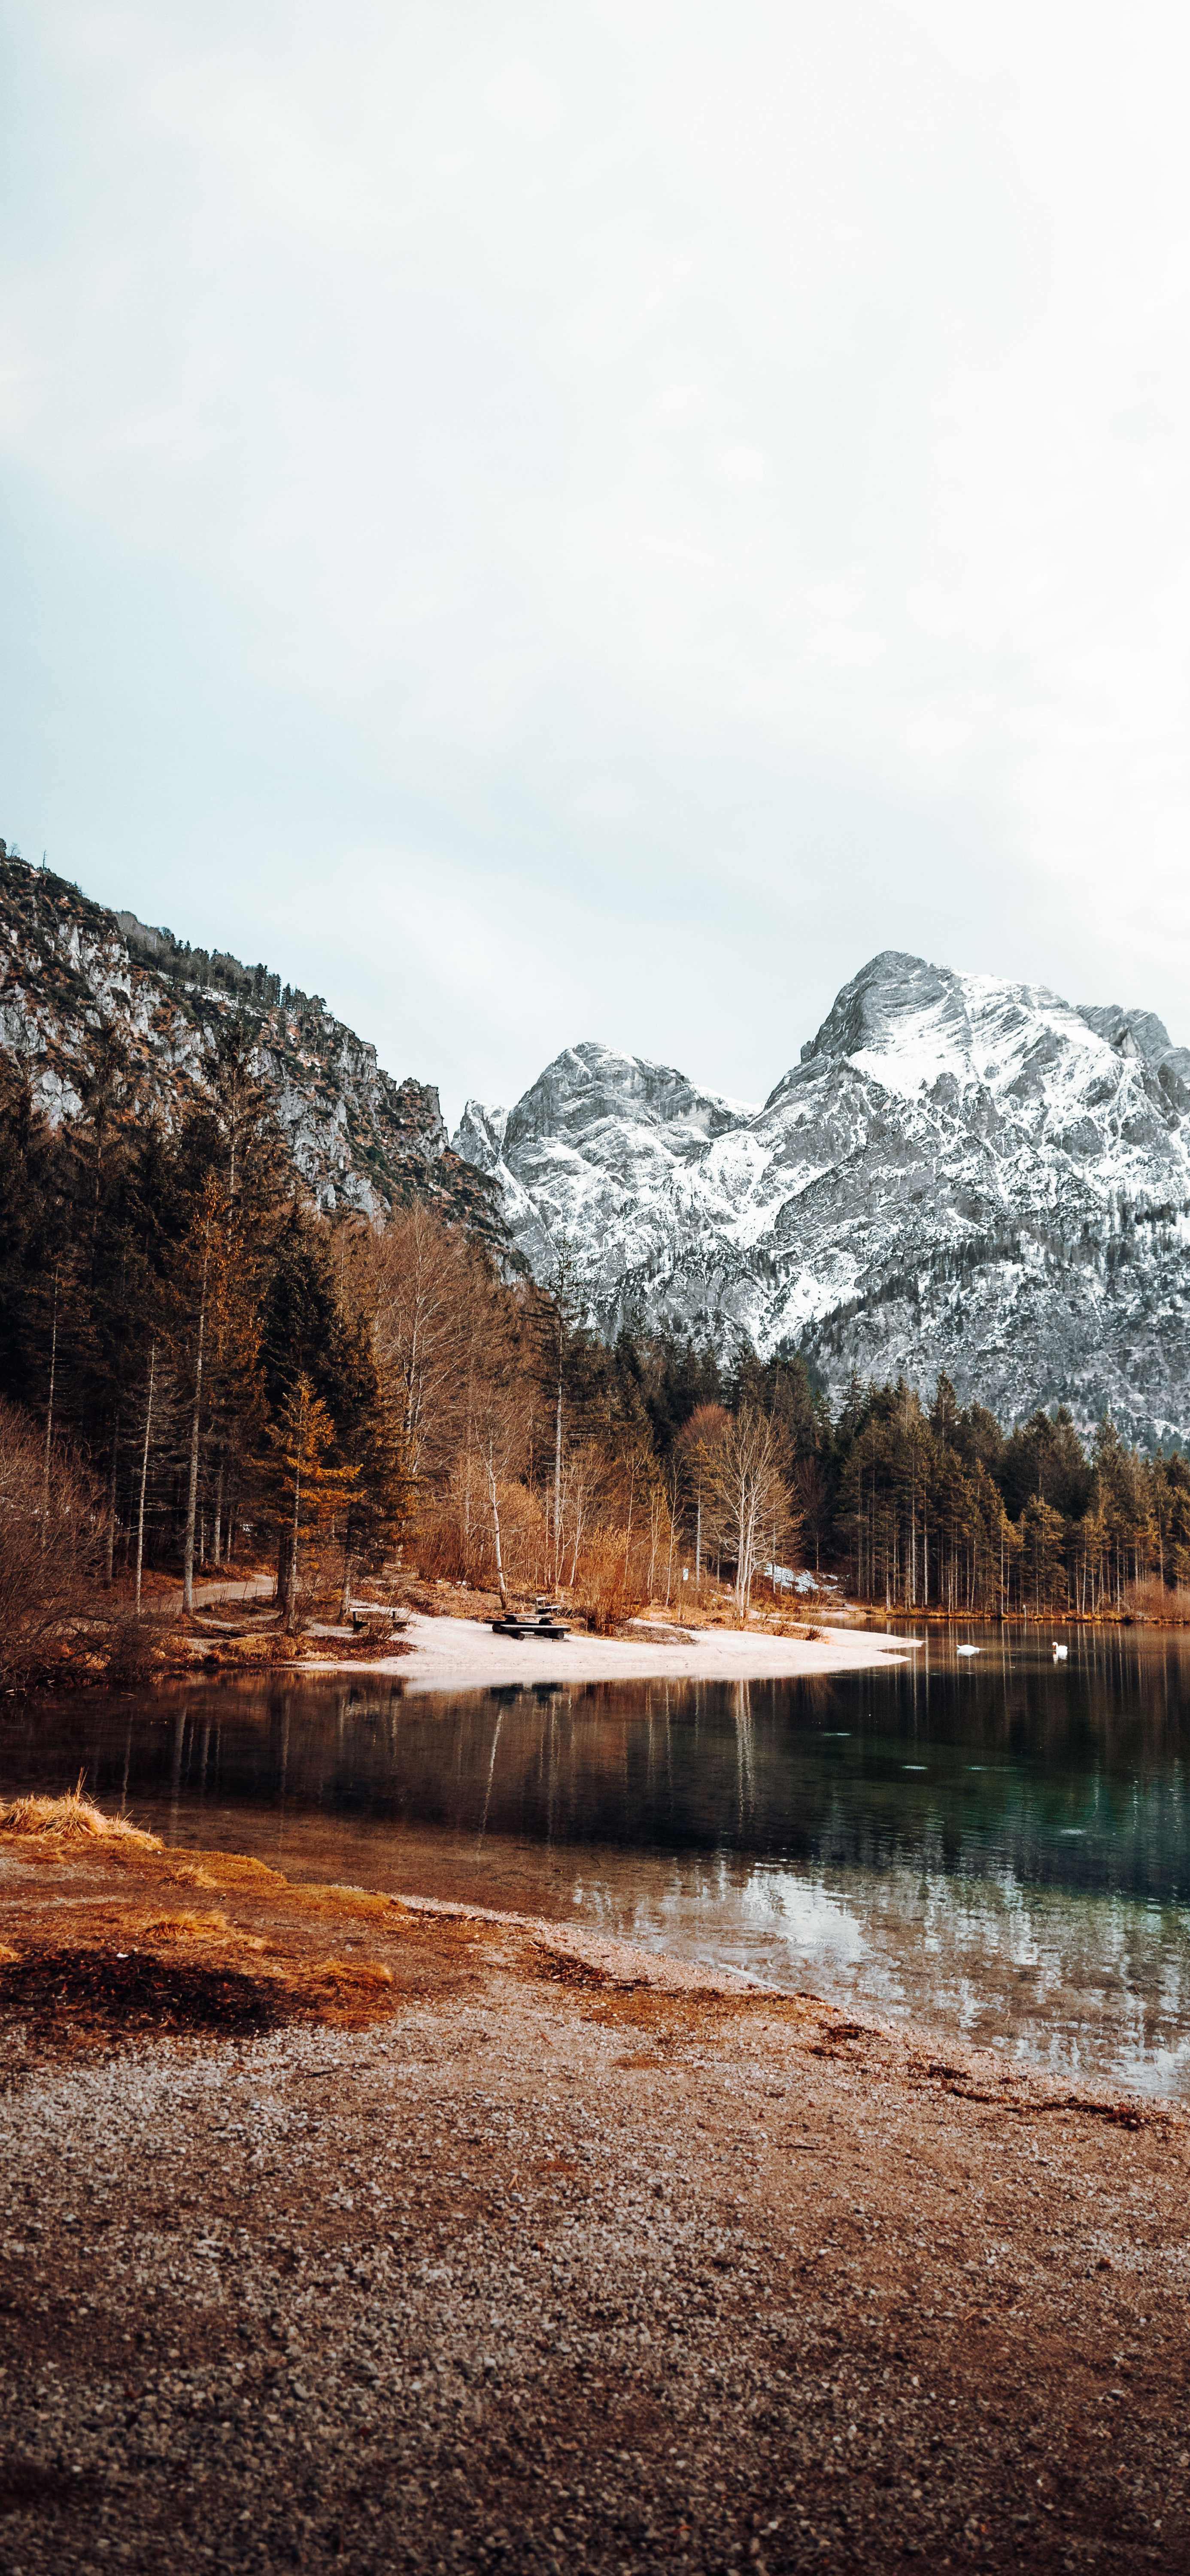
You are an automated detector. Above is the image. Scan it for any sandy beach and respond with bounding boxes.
[336,1610,917,1694]
[2,1798,1187,2575]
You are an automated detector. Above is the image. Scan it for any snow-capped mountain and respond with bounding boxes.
[454,952,1190,1445]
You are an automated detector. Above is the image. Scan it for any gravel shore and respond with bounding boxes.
[2,1819,1188,2575]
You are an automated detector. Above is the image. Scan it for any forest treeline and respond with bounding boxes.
[2,1024,1189,1662]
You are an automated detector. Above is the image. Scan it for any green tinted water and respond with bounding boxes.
[5,1624,1188,2093]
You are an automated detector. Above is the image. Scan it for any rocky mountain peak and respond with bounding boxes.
[453,951,1190,1446]
[797,948,955,1063]
[502,1040,752,1157]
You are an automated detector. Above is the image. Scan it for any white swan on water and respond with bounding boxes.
[956,1643,980,1656]
[1053,1642,1069,1660]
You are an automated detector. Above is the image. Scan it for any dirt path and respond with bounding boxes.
[1,1817,1187,2575]
[174,1573,277,1610]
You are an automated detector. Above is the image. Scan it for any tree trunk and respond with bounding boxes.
[105,1410,120,1587]
[134,1344,156,1619]
[181,1250,209,1615]
[42,1266,59,1546]
[485,1453,509,1611]
[568,1485,585,1589]
[554,1375,563,1594]
[285,1461,301,1634]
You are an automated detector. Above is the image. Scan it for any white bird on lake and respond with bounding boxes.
[1053,1642,1069,1660]
[956,1643,980,1656]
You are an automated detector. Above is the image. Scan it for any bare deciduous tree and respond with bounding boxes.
[558,1437,608,1589]
[703,1403,800,1621]
[364,1204,506,1518]
[471,1381,527,1613]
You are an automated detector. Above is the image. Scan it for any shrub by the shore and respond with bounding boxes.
[1121,1573,1190,1623]
[0,1397,107,1687]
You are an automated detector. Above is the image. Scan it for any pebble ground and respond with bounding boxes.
[2,1832,1188,2576]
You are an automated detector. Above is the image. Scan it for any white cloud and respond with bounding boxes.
[3,0,1190,1118]
[486,59,563,136]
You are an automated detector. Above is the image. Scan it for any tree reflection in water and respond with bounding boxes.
[6,1624,1190,2092]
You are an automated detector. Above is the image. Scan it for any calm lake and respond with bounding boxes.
[5,1625,1190,2096]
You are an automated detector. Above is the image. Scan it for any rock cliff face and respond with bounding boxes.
[454,955,1190,1445]
[0,852,491,1229]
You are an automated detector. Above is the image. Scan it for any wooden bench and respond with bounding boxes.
[490,1612,571,1641]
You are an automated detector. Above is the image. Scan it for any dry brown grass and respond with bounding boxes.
[0,1782,161,1847]
[302,1886,401,1920]
[304,1957,393,1989]
[0,1893,401,2052]
[133,1908,266,1950]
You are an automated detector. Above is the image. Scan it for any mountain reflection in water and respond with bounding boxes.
[5,1624,1190,2095]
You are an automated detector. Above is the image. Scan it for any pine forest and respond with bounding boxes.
[3,1026,1190,1686]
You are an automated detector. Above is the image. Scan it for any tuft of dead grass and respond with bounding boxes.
[0,1781,161,1847]
[307,1957,393,1988]
[133,1909,266,1951]
[292,1884,402,1924]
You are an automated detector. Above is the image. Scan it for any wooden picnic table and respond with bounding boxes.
[490,1607,571,1640]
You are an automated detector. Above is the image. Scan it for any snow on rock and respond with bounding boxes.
[452,951,1190,1445]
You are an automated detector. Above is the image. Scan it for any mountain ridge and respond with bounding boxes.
[6,844,1189,1446]
[452,951,1190,1447]
[0,848,495,1233]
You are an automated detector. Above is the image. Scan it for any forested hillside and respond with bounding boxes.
[3,851,1189,1662]
[2,977,1187,1664]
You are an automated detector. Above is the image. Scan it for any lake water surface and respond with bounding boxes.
[5,1624,1190,2096]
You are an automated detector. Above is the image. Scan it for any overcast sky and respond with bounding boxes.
[4,2,1190,1127]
